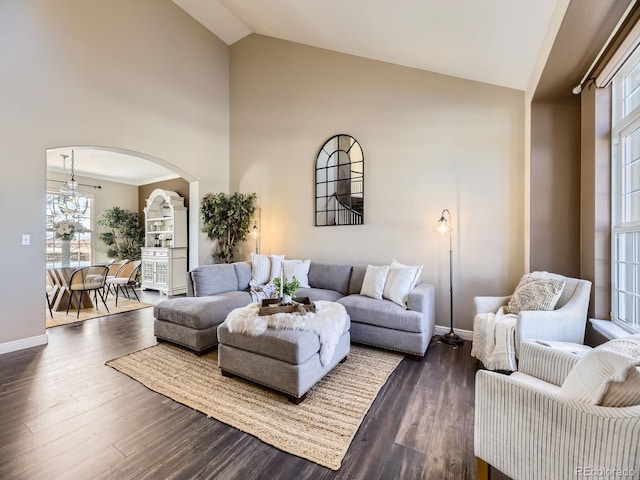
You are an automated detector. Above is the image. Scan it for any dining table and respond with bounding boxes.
[46,267,94,312]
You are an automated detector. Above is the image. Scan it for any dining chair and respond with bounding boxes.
[66,265,110,318]
[104,259,129,296]
[105,260,142,307]
[46,285,54,319]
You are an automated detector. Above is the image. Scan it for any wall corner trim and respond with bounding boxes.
[434,325,474,342]
[0,333,48,355]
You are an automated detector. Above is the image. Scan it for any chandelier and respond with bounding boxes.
[58,150,88,217]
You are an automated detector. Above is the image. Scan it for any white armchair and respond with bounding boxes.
[473,273,592,356]
[475,341,640,479]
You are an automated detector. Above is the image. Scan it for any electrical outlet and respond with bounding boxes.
[21,234,30,246]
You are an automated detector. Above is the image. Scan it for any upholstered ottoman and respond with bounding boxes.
[217,301,351,403]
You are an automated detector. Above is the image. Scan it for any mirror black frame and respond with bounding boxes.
[315,134,364,226]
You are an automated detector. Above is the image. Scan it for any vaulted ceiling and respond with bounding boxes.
[173,0,558,91]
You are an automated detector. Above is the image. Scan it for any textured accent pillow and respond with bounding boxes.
[250,252,271,286]
[268,254,285,282]
[506,273,565,314]
[561,335,640,407]
[391,259,423,290]
[383,264,421,308]
[360,264,389,300]
[282,259,311,288]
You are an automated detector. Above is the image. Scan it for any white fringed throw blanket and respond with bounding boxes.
[225,301,348,366]
[471,306,518,371]
[249,280,278,303]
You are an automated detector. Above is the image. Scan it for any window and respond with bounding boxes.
[46,191,94,267]
[612,49,640,332]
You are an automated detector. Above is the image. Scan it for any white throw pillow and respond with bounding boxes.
[360,265,389,300]
[282,259,311,288]
[269,254,285,282]
[250,252,271,285]
[561,335,640,407]
[383,264,419,308]
[391,259,423,290]
[506,273,565,314]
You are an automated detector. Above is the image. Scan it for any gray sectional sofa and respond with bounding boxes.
[154,261,435,358]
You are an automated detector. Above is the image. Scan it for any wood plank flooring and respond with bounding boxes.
[0,291,509,479]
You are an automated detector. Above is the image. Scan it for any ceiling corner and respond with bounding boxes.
[173,0,251,45]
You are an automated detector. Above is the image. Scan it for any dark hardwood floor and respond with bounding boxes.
[0,291,509,480]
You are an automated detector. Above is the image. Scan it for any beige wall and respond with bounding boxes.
[0,0,229,350]
[229,35,525,332]
[530,100,582,277]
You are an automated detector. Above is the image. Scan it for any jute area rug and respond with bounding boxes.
[47,297,153,328]
[106,342,403,470]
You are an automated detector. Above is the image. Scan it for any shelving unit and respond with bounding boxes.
[141,189,187,296]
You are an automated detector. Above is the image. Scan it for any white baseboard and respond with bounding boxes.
[0,333,48,355]
[434,325,473,341]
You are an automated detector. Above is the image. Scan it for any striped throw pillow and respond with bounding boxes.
[250,252,271,286]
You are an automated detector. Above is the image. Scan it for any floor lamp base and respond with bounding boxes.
[440,331,464,346]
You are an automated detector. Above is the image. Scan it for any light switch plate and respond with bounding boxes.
[21,234,30,246]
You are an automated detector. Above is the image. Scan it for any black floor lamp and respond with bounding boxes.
[436,209,463,347]
[252,221,259,254]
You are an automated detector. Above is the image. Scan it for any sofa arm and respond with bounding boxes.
[517,340,581,386]
[407,282,434,313]
[473,295,510,316]
[516,308,587,353]
[475,370,640,479]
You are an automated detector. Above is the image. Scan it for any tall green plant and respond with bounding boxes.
[201,192,257,263]
[96,207,145,261]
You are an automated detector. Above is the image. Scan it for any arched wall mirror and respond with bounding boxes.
[315,134,364,226]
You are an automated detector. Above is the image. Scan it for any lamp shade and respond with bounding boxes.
[435,209,452,236]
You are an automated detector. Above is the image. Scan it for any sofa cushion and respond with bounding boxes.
[349,265,367,294]
[234,262,252,291]
[308,262,352,295]
[338,294,426,333]
[154,291,252,329]
[218,322,321,365]
[218,311,350,365]
[191,264,239,297]
[297,287,344,302]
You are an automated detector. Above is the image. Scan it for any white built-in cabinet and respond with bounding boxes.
[141,189,187,296]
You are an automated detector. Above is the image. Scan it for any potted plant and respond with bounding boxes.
[273,276,301,305]
[96,207,145,261]
[201,192,257,263]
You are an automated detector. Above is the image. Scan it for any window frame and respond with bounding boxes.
[611,47,640,333]
[46,190,95,268]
